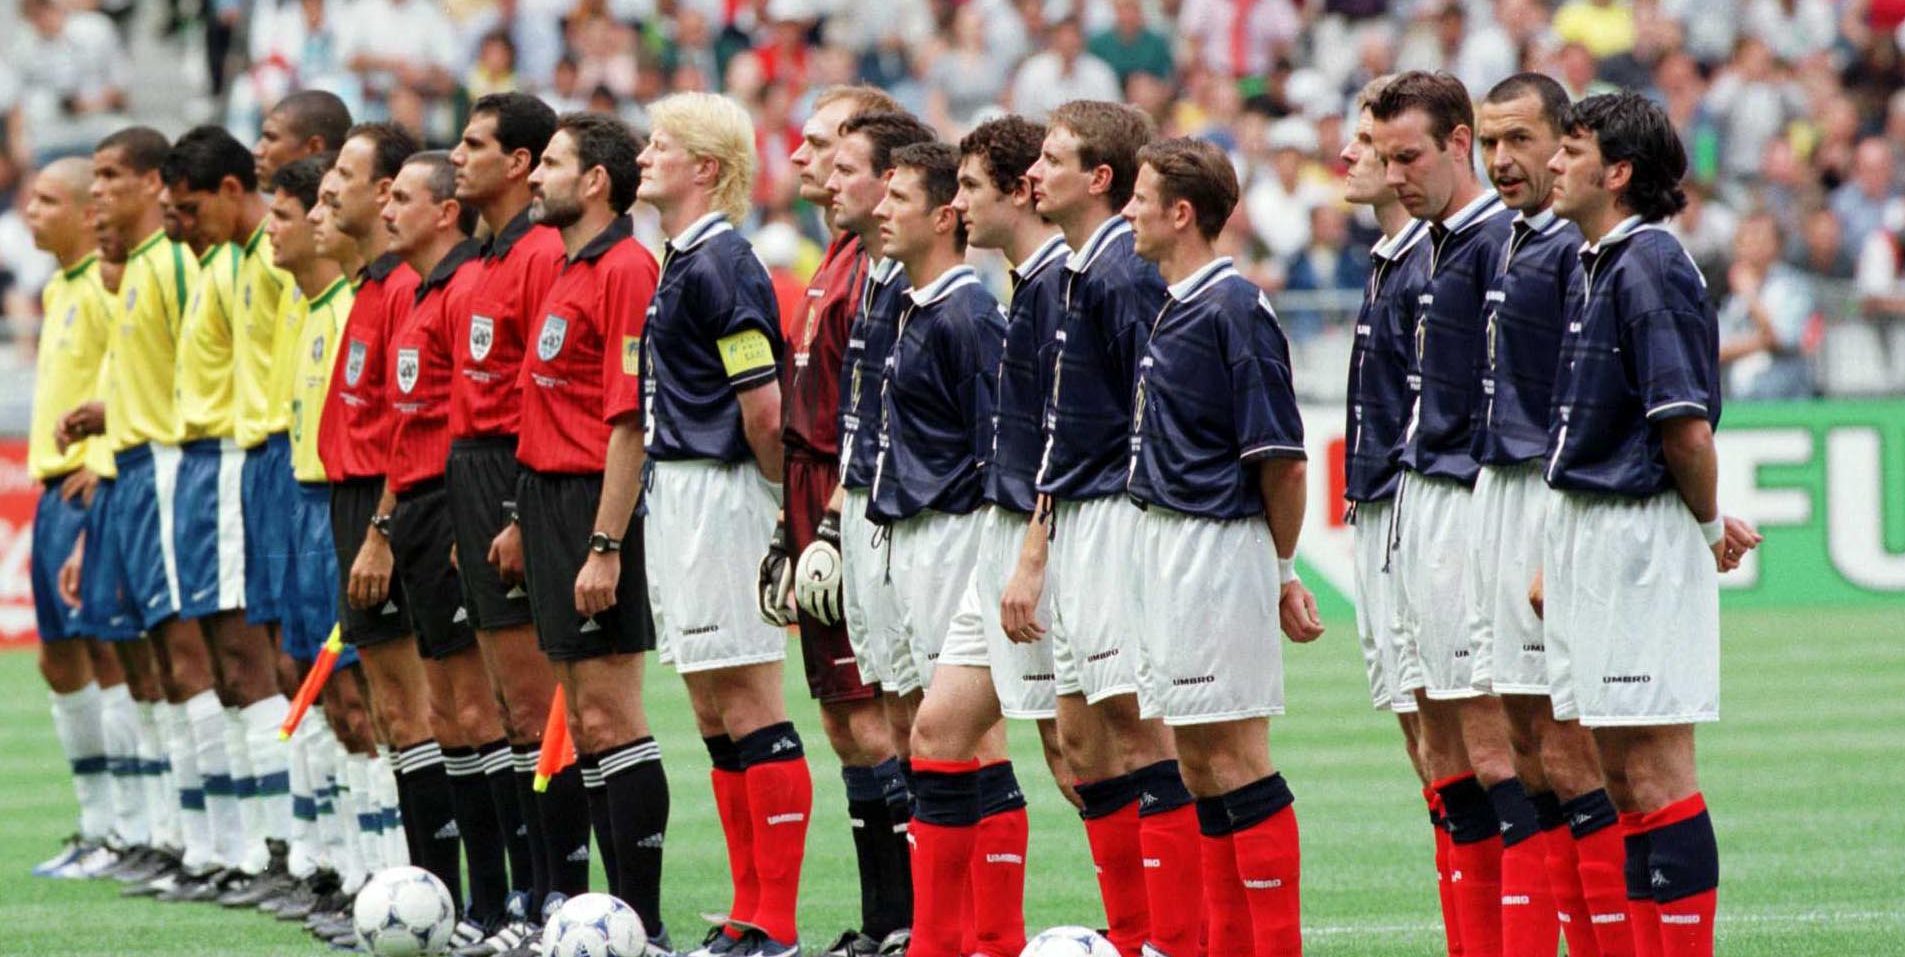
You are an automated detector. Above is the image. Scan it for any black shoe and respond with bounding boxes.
[821,931,880,957]
[221,865,293,907]
[98,845,153,881]
[264,871,331,917]
[114,848,176,885]
[123,856,185,897]
[153,868,218,902]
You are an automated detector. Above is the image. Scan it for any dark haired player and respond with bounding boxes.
[518,111,672,956]
[255,90,353,186]
[1545,91,1758,957]
[1369,70,1516,957]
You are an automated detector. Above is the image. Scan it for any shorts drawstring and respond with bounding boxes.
[871,522,892,584]
[1383,475,1407,574]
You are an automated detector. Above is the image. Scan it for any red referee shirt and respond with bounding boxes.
[319,254,420,481]
[781,231,866,462]
[386,240,482,494]
[517,216,658,474]
[454,208,566,439]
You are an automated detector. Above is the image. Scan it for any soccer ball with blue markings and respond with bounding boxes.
[1020,926,1122,957]
[351,865,457,955]
[542,892,648,957]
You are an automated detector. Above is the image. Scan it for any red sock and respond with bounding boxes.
[1426,788,1463,957]
[1230,803,1301,957]
[1139,804,1203,957]
[1542,827,1601,957]
[1437,775,1501,957]
[1642,794,1717,957]
[971,806,1029,957]
[1620,813,1664,957]
[739,726,812,945]
[1565,791,1633,957]
[960,871,977,957]
[1195,798,1253,957]
[711,767,757,935]
[1081,801,1150,956]
[1500,833,1558,955]
[909,758,981,957]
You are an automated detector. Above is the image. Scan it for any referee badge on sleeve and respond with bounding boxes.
[469,315,495,360]
[345,340,368,386]
[622,335,641,375]
[396,348,419,394]
[538,315,568,361]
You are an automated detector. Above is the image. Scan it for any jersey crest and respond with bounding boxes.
[345,340,368,386]
[537,315,568,361]
[469,315,494,361]
[396,347,419,394]
[310,334,327,364]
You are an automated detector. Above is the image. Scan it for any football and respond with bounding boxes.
[351,865,458,956]
[541,892,649,957]
[1019,926,1122,957]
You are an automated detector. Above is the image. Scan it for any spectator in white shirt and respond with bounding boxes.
[1720,212,1816,399]
[1830,138,1901,253]
[338,0,457,114]
[1243,116,1335,266]
[1008,18,1120,121]
[8,0,129,165]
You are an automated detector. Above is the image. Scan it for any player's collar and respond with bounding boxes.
[1065,216,1131,273]
[907,264,980,306]
[1165,255,1237,303]
[309,275,351,311]
[198,242,231,267]
[1011,233,1070,284]
[1513,206,1563,236]
[62,252,98,281]
[243,221,269,258]
[130,229,169,260]
[869,256,905,286]
[483,205,538,261]
[361,251,404,284]
[1433,190,1508,237]
[413,238,483,304]
[1581,214,1654,255]
[1371,218,1428,262]
[667,212,732,253]
[568,214,634,266]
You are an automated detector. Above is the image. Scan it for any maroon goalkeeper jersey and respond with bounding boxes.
[781,231,867,462]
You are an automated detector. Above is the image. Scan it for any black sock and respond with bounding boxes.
[1435,774,1499,846]
[445,746,510,927]
[539,761,592,900]
[1486,778,1542,850]
[394,740,463,909]
[872,756,913,936]
[601,737,668,935]
[510,745,552,912]
[843,764,891,938]
[579,753,618,898]
[481,741,532,900]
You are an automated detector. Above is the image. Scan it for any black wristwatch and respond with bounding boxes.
[588,532,622,554]
[370,514,393,537]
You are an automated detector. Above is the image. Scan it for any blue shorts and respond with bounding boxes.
[284,484,358,669]
[94,444,184,635]
[241,433,292,625]
[32,480,89,642]
[174,438,249,618]
[77,478,138,640]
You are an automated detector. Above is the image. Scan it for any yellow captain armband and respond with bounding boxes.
[622,335,642,376]
[717,329,774,378]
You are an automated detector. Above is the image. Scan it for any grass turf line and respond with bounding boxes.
[0,607,1899,955]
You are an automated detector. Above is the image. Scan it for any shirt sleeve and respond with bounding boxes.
[1229,294,1306,461]
[1623,258,1717,422]
[603,253,660,425]
[704,258,784,390]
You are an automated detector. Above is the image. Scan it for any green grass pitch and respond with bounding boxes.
[1,607,1900,956]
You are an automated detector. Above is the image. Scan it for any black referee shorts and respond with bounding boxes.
[390,478,478,661]
[518,469,654,662]
[446,436,533,631]
[329,477,411,648]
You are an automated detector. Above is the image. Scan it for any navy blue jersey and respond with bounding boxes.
[1127,259,1305,520]
[867,266,1006,523]
[985,234,1070,515]
[1397,192,1513,486]
[1477,209,1581,466]
[1344,219,1429,503]
[839,257,909,489]
[640,214,786,462]
[1035,217,1169,501]
[1546,217,1719,497]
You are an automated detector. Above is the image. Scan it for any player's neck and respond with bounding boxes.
[407,234,467,281]
[1056,203,1118,254]
[53,238,98,271]
[658,193,716,241]
[560,204,619,260]
[293,257,343,299]
[235,194,269,247]
[899,242,965,292]
[354,226,392,268]
[329,245,365,279]
[1373,199,1412,241]
[1430,176,1485,226]
[1575,199,1631,246]
[124,207,164,247]
[480,187,533,237]
[1154,235,1219,288]
[854,226,885,262]
[1003,222,1062,267]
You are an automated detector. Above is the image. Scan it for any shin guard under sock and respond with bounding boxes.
[49,684,111,844]
[1437,773,1503,957]
[602,738,669,934]
[705,735,757,937]
[578,754,619,897]
[394,740,463,907]
[539,760,591,898]
[1621,813,1664,957]
[477,740,531,896]
[1076,775,1150,956]
[1195,797,1252,956]
[1426,788,1465,957]
[1566,789,1634,957]
[909,758,981,957]
[508,745,552,907]
[737,723,812,945]
[972,761,1029,957]
[1224,773,1302,957]
[873,757,914,937]
[1535,790,1599,957]
[1489,778,1558,956]
[843,764,894,939]
[444,746,510,926]
[1641,794,1717,957]
[1132,760,1200,957]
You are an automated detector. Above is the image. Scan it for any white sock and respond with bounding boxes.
[160,701,212,871]
[184,691,242,869]
[242,694,293,852]
[138,702,179,852]
[223,706,267,873]
[371,749,406,868]
[99,684,148,847]
[49,683,112,843]
[286,707,319,878]
[340,752,373,889]
[308,731,340,876]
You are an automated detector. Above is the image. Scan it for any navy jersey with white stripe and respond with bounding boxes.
[1397,192,1514,485]
[838,258,909,489]
[640,214,786,463]
[1035,218,1169,501]
[1476,209,1582,466]
[1127,258,1305,521]
[1344,220,1428,503]
[985,234,1070,515]
[1545,216,1719,497]
[868,266,1006,523]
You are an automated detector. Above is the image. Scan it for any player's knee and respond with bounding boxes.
[500,694,545,744]
[38,643,91,692]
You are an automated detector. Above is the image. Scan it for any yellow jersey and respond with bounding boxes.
[234,225,292,448]
[29,254,112,480]
[106,229,200,452]
[290,277,353,483]
[175,242,241,441]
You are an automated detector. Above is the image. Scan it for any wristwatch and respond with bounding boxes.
[588,532,622,554]
[370,514,393,537]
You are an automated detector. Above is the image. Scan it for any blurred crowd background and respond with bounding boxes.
[6,0,1905,404]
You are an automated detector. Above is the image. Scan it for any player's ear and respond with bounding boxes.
[1605,159,1632,196]
[1011,174,1034,208]
[1087,162,1114,199]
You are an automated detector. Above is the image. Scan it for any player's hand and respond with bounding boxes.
[1528,569,1545,620]
[348,532,394,610]
[1716,514,1763,573]
[55,402,106,452]
[794,510,843,625]
[59,468,98,506]
[1278,580,1324,642]
[488,522,525,586]
[448,542,458,572]
[575,551,621,619]
[1000,561,1047,644]
[58,534,85,609]
[757,521,798,627]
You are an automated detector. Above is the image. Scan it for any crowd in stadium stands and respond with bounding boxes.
[6,0,1905,398]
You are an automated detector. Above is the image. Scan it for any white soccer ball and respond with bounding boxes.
[1019,926,1122,957]
[352,865,457,956]
[541,892,649,957]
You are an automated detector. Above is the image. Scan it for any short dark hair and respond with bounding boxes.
[271,152,337,211]
[1136,137,1238,242]
[1485,72,1571,136]
[891,140,967,251]
[557,112,644,212]
[272,91,352,151]
[839,110,937,176]
[958,115,1046,195]
[163,125,258,193]
[1564,92,1689,222]
[345,122,420,181]
[1048,100,1155,209]
[402,151,479,234]
[471,92,559,169]
[1369,70,1474,148]
[96,126,172,173]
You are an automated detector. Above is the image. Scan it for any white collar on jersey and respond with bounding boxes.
[868,256,905,286]
[907,264,981,306]
[1433,190,1508,236]
[1065,216,1131,272]
[1371,218,1428,261]
[1011,233,1071,283]
[1166,255,1238,303]
[668,212,732,252]
[1513,206,1565,235]
[1581,214,1655,255]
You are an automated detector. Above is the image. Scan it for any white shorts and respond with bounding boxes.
[1131,507,1285,726]
[1048,496,1141,703]
[938,505,1058,720]
[1464,464,1553,696]
[643,459,787,673]
[1350,500,1417,714]
[1544,490,1719,727]
[1393,474,1480,700]
[886,509,986,697]
[841,487,902,690]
